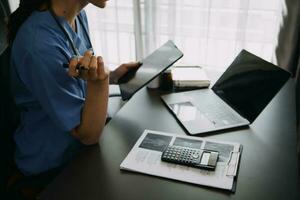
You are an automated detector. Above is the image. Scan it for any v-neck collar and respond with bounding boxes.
[49,10,85,55]
[54,13,81,40]
[43,9,92,57]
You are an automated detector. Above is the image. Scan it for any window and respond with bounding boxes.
[86,0,285,70]
[86,0,136,70]
[8,0,285,70]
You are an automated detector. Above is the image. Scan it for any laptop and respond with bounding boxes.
[161,50,291,135]
[119,40,183,100]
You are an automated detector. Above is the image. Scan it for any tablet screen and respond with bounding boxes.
[119,40,183,100]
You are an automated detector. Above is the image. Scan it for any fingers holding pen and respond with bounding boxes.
[88,55,98,81]
[77,50,93,80]
[67,50,109,83]
[68,56,80,77]
[97,56,110,81]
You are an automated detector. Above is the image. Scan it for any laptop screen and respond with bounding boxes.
[119,40,183,100]
[212,50,291,123]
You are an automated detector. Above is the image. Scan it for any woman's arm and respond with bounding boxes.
[68,50,110,145]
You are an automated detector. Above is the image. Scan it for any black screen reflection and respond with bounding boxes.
[212,50,290,123]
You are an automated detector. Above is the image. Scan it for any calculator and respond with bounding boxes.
[161,145,219,170]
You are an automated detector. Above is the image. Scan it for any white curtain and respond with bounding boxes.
[86,0,285,70]
[86,0,136,70]
[8,0,285,70]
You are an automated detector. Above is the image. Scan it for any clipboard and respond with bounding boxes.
[227,145,243,192]
[120,129,243,192]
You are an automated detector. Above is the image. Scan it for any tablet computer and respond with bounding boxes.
[119,40,183,100]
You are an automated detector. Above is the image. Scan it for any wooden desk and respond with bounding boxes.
[41,79,299,200]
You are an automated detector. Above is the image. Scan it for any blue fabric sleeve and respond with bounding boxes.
[17,40,85,132]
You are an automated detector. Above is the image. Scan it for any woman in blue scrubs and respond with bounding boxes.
[7,0,139,177]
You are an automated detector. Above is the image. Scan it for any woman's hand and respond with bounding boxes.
[109,62,141,84]
[68,50,110,84]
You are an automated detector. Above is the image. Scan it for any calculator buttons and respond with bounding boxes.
[161,146,219,170]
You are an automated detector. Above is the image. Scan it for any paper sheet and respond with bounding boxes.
[120,130,241,191]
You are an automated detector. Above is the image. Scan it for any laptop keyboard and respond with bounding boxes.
[195,97,245,128]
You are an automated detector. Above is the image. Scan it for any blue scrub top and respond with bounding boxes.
[10,10,92,175]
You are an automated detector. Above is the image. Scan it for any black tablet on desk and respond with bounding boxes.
[119,40,183,100]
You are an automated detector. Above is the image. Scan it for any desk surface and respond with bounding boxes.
[41,78,300,200]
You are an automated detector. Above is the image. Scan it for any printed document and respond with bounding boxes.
[120,130,242,191]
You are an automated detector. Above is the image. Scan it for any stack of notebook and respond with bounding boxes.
[171,66,210,91]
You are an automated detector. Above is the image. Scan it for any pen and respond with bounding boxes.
[62,63,88,71]
[62,49,94,69]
